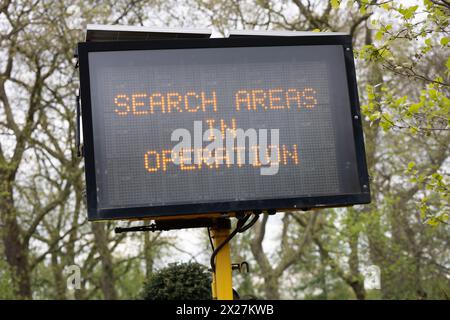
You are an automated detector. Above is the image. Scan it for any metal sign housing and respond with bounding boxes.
[77,35,370,221]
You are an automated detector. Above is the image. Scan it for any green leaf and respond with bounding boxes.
[441,37,449,46]
[431,173,443,181]
[380,119,392,131]
[407,161,415,170]
[331,0,340,9]
[408,103,421,114]
[409,126,418,134]
[379,47,392,58]
[375,29,385,41]
[428,89,437,99]
[435,76,444,83]
[369,111,381,122]
[398,6,417,20]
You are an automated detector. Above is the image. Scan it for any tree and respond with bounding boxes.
[0,0,170,299]
[142,262,212,300]
[1,0,448,300]
[190,0,450,299]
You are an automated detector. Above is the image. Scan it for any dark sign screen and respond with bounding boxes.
[80,38,370,219]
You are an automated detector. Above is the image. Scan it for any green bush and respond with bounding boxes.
[142,262,212,300]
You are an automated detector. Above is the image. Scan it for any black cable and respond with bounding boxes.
[75,92,81,157]
[239,212,260,233]
[210,213,260,272]
[207,227,214,251]
[210,215,249,272]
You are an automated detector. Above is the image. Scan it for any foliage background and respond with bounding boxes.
[0,0,448,299]
[142,262,211,300]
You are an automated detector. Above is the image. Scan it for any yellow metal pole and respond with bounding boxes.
[210,224,233,300]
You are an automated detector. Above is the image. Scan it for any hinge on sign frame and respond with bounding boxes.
[74,46,82,158]
[75,88,83,157]
[73,47,79,68]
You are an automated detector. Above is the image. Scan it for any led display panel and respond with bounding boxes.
[77,36,370,220]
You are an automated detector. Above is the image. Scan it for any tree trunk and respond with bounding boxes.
[92,223,117,300]
[144,222,154,278]
[318,248,328,299]
[350,281,366,300]
[250,214,281,299]
[362,24,389,299]
[0,178,32,299]
[51,251,66,299]
[263,275,280,300]
[348,211,366,300]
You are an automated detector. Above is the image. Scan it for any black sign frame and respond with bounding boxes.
[77,35,371,221]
